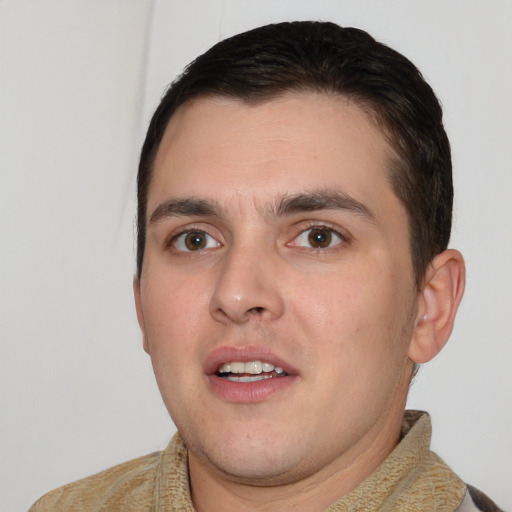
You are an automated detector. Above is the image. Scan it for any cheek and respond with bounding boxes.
[289,262,413,360]
[141,275,211,415]
[141,271,212,360]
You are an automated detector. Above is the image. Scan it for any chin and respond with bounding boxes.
[186,427,310,486]
[204,452,305,487]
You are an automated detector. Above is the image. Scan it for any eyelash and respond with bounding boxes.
[165,222,349,254]
[166,226,221,253]
[289,223,348,250]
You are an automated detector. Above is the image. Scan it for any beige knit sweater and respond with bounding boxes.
[30,411,472,511]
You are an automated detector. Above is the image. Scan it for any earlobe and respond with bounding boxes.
[408,249,465,363]
[133,277,150,354]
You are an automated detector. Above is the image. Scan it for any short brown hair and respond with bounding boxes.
[137,21,452,287]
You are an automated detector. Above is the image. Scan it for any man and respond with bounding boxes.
[30,21,503,512]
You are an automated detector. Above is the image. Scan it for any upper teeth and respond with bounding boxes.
[218,361,284,375]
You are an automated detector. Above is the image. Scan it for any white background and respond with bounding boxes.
[1,1,511,511]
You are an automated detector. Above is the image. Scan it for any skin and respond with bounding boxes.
[134,92,465,512]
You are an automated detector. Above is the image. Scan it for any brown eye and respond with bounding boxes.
[308,228,332,248]
[185,232,206,250]
[173,231,220,252]
[292,226,343,249]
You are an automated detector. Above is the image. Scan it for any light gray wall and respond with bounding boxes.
[1,1,511,511]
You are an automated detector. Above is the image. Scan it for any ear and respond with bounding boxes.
[133,277,150,354]
[408,249,465,363]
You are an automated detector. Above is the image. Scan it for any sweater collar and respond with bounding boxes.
[156,410,465,511]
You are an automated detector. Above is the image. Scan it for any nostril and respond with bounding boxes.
[249,307,264,314]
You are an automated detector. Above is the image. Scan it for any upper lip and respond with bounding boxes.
[204,345,298,376]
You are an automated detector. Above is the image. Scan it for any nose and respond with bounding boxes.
[209,244,285,324]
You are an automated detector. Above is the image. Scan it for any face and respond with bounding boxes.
[135,93,419,486]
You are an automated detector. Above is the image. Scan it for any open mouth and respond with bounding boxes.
[217,360,290,382]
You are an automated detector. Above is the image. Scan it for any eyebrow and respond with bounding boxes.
[273,190,375,221]
[148,189,375,225]
[149,198,221,225]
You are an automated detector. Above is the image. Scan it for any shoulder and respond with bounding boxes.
[456,485,505,512]
[28,450,163,512]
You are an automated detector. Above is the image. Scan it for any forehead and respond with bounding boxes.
[149,92,399,220]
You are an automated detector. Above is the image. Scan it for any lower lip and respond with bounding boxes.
[207,374,296,403]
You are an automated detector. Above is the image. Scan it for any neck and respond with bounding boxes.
[188,405,407,512]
